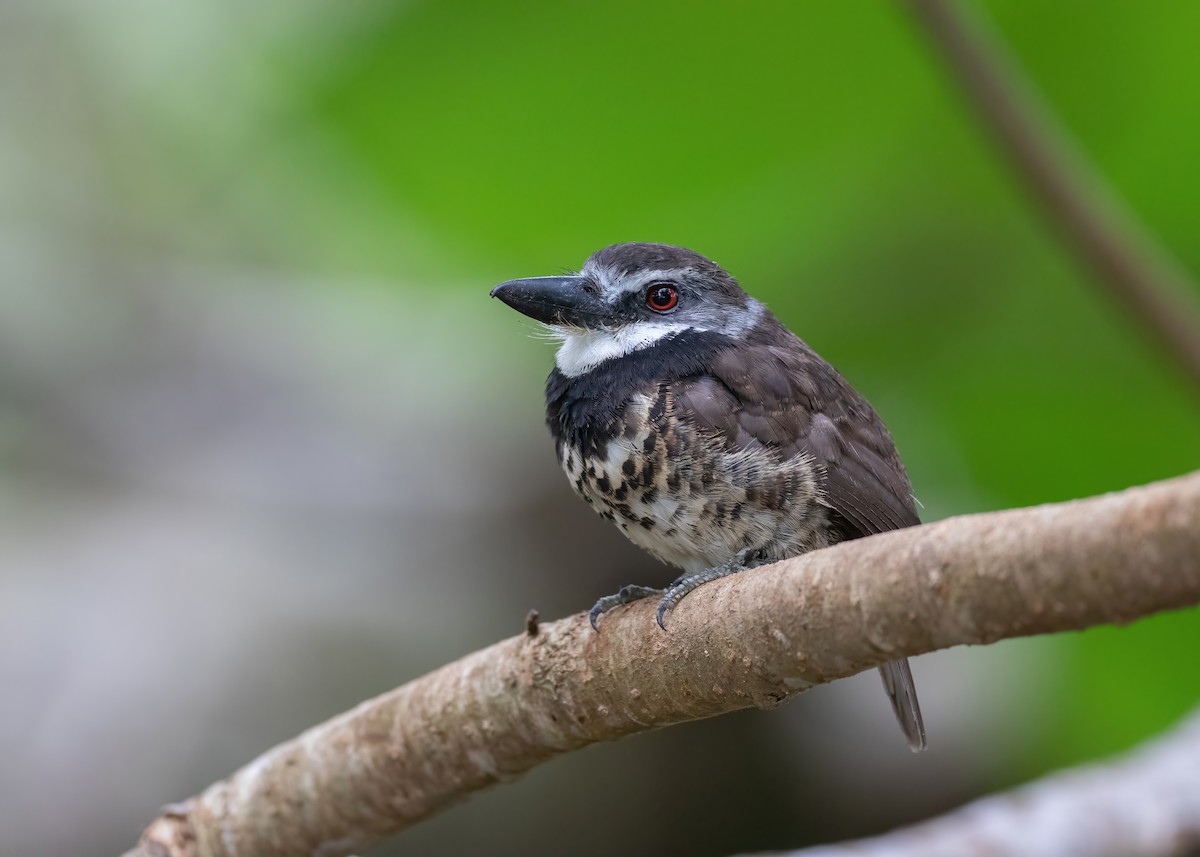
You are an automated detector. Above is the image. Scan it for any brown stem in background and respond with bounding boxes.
[906,0,1200,395]
[124,471,1200,857]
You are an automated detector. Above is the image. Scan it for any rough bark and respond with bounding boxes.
[125,471,1200,857]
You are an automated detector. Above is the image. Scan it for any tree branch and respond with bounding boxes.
[906,0,1200,394]
[125,471,1200,857]
[775,706,1200,857]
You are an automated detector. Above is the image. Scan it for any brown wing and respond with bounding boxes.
[674,325,919,540]
[673,318,927,751]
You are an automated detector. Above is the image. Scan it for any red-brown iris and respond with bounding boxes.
[645,284,679,312]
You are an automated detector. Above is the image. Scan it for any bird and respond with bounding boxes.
[490,242,926,751]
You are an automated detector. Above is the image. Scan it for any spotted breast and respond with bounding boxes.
[545,329,830,574]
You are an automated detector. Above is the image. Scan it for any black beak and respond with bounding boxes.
[490,276,604,328]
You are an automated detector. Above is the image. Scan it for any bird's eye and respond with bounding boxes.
[645,284,679,312]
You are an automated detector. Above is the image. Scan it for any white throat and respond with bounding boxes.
[551,299,766,377]
[553,322,688,377]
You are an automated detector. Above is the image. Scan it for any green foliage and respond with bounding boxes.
[1046,608,1200,766]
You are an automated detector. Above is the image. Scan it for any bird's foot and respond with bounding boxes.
[655,548,764,630]
[589,584,662,631]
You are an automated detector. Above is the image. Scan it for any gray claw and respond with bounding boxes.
[653,549,763,631]
[588,584,661,631]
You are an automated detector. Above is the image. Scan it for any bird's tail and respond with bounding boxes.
[878,658,927,752]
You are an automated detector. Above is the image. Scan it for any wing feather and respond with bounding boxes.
[696,334,919,538]
[665,320,926,749]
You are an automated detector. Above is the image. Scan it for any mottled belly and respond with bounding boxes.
[558,393,829,572]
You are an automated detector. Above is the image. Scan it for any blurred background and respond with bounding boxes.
[1,1,1198,855]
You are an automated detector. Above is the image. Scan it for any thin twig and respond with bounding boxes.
[124,471,1200,857]
[907,0,1200,394]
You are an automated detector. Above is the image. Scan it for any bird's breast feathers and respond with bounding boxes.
[544,322,916,569]
[556,385,830,572]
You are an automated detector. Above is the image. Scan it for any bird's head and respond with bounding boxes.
[491,243,764,376]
